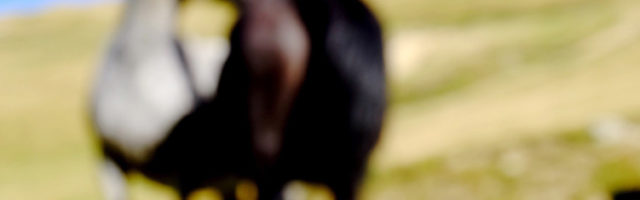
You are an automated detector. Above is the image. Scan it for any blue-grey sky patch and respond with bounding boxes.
[0,0,119,17]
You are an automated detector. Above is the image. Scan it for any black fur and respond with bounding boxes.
[614,189,640,200]
[219,0,386,199]
[140,100,252,199]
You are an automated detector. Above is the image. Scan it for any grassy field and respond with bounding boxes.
[2,0,640,199]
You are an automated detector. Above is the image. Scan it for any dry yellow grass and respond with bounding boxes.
[374,0,640,171]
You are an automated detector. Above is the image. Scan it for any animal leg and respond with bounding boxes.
[257,179,285,200]
[99,158,128,200]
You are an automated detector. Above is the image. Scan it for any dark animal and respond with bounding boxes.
[90,0,240,199]
[614,189,640,200]
[219,0,386,199]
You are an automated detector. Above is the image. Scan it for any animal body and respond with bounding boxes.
[219,0,387,199]
[90,0,238,199]
[614,189,640,200]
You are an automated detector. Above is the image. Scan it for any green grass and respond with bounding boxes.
[3,0,640,199]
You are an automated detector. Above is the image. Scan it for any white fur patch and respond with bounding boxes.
[91,0,193,164]
[100,159,127,200]
[183,37,229,99]
[93,45,194,163]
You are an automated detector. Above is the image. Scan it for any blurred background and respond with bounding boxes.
[2,0,640,199]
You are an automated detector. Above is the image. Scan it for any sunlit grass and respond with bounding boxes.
[388,0,615,104]
[367,0,600,28]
